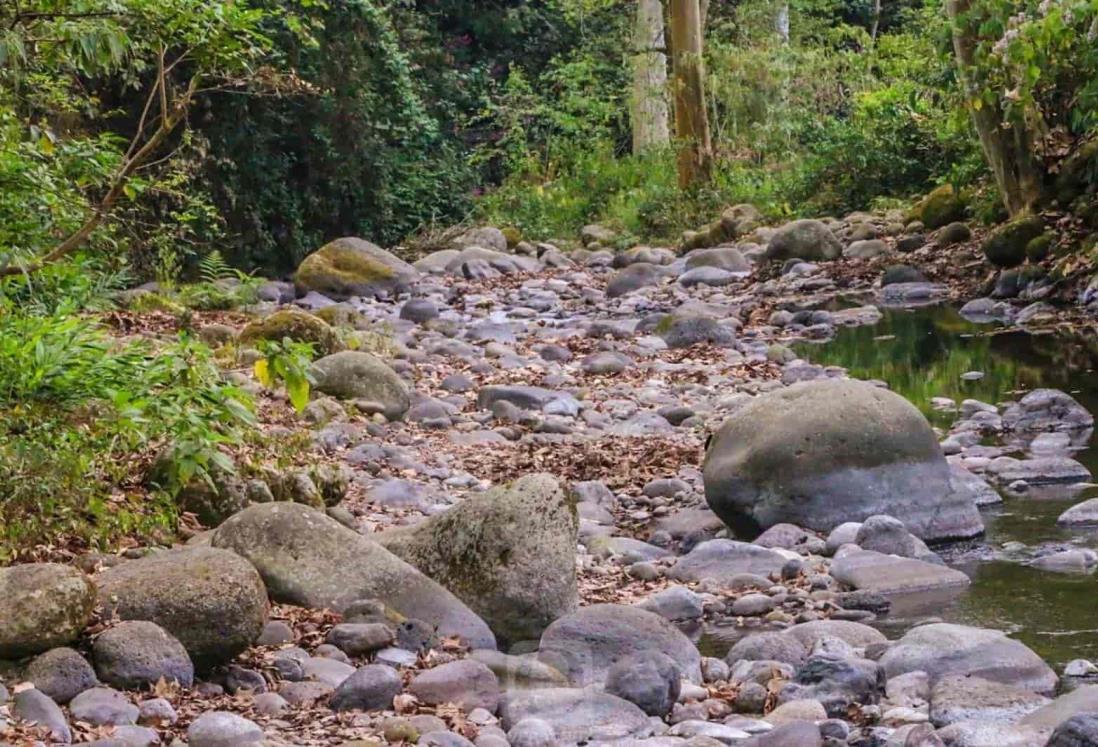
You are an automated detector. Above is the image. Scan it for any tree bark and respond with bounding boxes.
[669,0,714,188]
[947,0,1044,215]
[776,2,790,43]
[631,0,670,154]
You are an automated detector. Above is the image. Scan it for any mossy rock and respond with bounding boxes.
[936,221,972,246]
[501,226,523,248]
[1056,140,1098,204]
[0,564,96,658]
[238,308,343,355]
[982,214,1045,268]
[313,304,367,329]
[1025,233,1054,262]
[376,473,577,645]
[119,289,186,315]
[913,185,967,230]
[294,237,418,300]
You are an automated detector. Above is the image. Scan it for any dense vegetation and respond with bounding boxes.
[1,0,1097,558]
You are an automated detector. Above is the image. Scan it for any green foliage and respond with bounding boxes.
[254,338,316,413]
[0,309,254,559]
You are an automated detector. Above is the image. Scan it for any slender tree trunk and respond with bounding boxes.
[869,0,881,44]
[776,2,790,43]
[947,0,1045,215]
[631,0,670,154]
[669,0,714,188]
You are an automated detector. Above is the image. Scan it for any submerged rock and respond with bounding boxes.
[211,502,496,649]
[377,473,577,645]
[702,379,983,541]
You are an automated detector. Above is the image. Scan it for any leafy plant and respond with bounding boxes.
[254,338,316,413]
[198,250,234,284]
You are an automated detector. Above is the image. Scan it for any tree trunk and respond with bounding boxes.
[776,2,790,43]
[631,0,670,154]
[947,0,1044,215]
[669,0,714,188]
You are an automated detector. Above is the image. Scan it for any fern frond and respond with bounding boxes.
[198,250,232,283]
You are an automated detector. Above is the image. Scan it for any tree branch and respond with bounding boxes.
[1,74,201,278]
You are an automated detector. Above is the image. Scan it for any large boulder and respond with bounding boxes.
[983,214,1044,268]
[913,185,967,230]
[765,220,843,262]
[0,563,96,658]
[96,547,268,669]
[702,379,984,541]
[238,308,343,356]
[537,604,701,686]
[211,502,496,649]
[879,623,1058,695]
[294,237,418,300]
[376,474,577,645]
[309,351,410,420]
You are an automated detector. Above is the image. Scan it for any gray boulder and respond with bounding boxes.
[1002,389,1094,434]
[187,711,264,746]
[605,651,681,717]
[409,659,500,712]
[69,687,139,726]
[606,263,667,298]
[726,631,809,668]
[1048,714,1098,747]
[830,550,970,595]
[685,247,750,272]
[766,220,843,262]
[24,647,98,704]
[671,540,787,584]
[499,688,651,743]
[0,563,96,658]
[93,621,194,689]
[310,351,410,420]
[97,547,267,669]
[880,623,1058,695]
[211,502,496,649]
[377,473,577,645]
[538,603,701,686]
[929,674,1050,727]
[702,379,984,541]
[329,664,402,711]
[13,687,71,742]
[1020,685,1098,731]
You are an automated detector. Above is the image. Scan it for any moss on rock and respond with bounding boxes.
[238,308,343,355]
[294,237,418,300]
[0,564,96,658]
[913,185,967,230]
[983,214,1045,268]
[376,473,578,645]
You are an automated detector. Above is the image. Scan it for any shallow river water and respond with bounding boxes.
[799,305,1098,668]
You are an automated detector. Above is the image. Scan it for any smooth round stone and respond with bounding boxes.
[187,711,264,746]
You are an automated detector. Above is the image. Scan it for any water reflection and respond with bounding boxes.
[797,306,1098,667]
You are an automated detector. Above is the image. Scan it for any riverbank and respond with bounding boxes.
[2,214,1097,746]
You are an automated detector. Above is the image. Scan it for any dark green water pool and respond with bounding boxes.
[799,305,1098,668]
